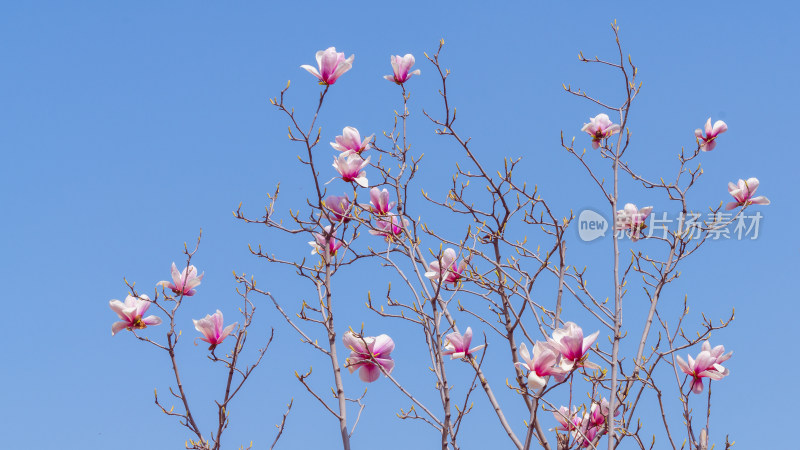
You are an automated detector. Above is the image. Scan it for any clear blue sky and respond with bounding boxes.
[1,2,797,449]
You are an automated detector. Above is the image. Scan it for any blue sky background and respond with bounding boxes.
[1,2,797,449]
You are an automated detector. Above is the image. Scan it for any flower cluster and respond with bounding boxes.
[553,398,621,447]
[301,48,422,249]
[582,117,769,244]
[516,322,600,390]
[110,264,236,350]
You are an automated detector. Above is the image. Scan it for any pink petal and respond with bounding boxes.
[675,355,691,375]
[343,331,368,354]
[370,334,395,357]
[142,315,162,326]
[111,321,129,336]
[358,364,381,382]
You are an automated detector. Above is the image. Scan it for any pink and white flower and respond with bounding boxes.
[442,327,485,359]
[324,195,352,223]
[384,54,421,84]
[157,263,204,296]
[515,341,566,389]
[676,341,732,394]
[588,397,620,427]
[695,118,727,152]
[309,226,345,260]
[573,422,601,448]
[424,248,469,284]
[331,127,373,155]
[343,331,395,383]
[193,310,237,350]
[300,47,354,85]
[369,214,408,241]
[362,187,396,215]
[552,406,582,432]
[615,203,653,242]
[726,178,770,210]
[581,113,621,149]
[109,294,162,336]
[333,154,370,188]
[547,322,601,371]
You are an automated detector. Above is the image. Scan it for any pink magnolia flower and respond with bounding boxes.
[193,310,237,350]
[369,214,408,242]
[581,113,621,149]
[588,397,621,427]
[324,194,352,223]
[726,178,770,210]
[676,341,732,394]
[695,118,727,152]
[424,248,469,284]
[300,47,354,85]
[384,54,421,84]
[333,154,370,188]
[615,203,653,242]
[309,226,345,259]
[552,406,582,432]
[109,294,162,336]
[362,187,396,215]
[547,322,601,371]
[442,327,485,359]
[330,126,373,155]
[573,423,601,448]
[514,341,566,389]
[157,262,204,296]
[343,331,395,383]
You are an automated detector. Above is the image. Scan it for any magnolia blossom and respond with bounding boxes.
[330,126,373,155]
[309,226,344,259]
[695,118,727,152]
[676,341,732,394]
[514,342,565,389]
[300,47,354,85]
[552,406,581,432]
[109,294,162,336]
[547,321,601,371]
[442,327,485,359]
[384,54,421,84]
[333,154,370,188]
[157,262,204,296]
[581,113,620,149]
[424,248,469,284]
[615,203,653,242]
[193,310,237,350]
[369,214,408,241]
[726,178,770,210]
[573,423,601,448]
[588,397,620,427]
[362,187,396,215]
[324,194,352,223]
[343,331,395,383]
